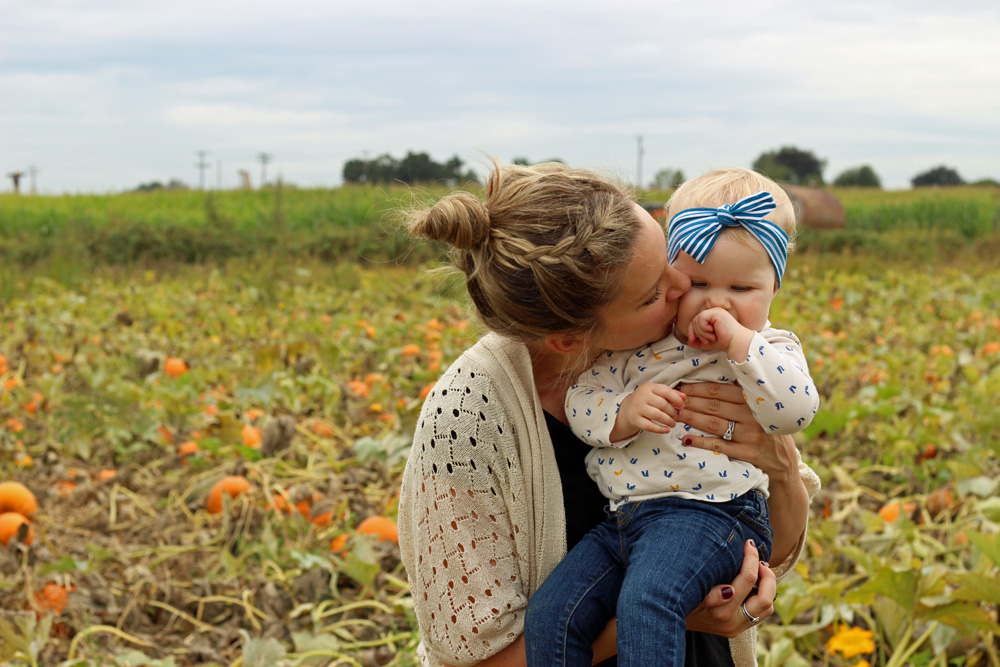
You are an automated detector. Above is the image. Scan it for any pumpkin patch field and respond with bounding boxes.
[1,187,1000,666]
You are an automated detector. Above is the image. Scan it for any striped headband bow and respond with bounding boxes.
[667,190,790,287]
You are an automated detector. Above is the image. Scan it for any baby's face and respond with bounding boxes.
[671,234,778,336]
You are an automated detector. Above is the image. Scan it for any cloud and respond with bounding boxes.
[165,104,341,126]
[2,0,999,192]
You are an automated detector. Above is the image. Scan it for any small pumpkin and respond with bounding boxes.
[206,476,252,514]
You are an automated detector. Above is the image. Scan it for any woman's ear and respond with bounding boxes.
[544,334,585,356]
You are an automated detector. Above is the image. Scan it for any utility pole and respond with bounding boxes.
[195,150,210,190]
[28,166,39,194]
[636,135,644,189]
[257,152,272,188]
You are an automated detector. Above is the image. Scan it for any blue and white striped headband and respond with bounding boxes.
[667,190,790,288]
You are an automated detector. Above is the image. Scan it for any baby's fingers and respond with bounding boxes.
[638,406,676,431]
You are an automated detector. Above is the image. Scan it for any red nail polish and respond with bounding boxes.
[749,539,756,548]
[721,586,734,600]
[683,437,693,446]
[761,562,770,568]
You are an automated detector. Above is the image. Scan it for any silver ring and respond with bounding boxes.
[740,601,760,626]
[723,420,736,441]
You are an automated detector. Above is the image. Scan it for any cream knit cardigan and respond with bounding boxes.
[398,333,820,667]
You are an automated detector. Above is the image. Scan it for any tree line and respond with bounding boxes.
[342,152,478,185]
[340,148,993,190]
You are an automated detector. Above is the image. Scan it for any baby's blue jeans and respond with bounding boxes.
[524,490,772,667]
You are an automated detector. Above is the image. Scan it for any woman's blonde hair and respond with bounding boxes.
[666,167,797,253]
[406,160,641,344]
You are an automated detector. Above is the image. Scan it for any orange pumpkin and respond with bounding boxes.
[163,357,188,378]
[206,476,252,514]
[0,481,37,517]
[357,516,398,544]
[0,512,34,546]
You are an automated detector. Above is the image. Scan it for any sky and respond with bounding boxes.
[2,0,999,194]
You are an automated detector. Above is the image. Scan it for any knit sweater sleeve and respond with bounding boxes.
[398,361,531,667]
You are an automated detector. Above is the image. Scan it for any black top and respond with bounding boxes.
[546,411,609,550]
[544,411,736,667]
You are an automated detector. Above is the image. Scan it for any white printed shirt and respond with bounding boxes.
[567,325,818,511]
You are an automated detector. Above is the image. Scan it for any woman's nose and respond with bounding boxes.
[664,266,691,301]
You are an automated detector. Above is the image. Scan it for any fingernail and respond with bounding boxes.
[721,586,734,600]
[682,437,693,447]
[761,562,770,568]
[749,539,756,548]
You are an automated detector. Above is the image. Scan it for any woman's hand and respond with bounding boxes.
[674,381,796,481]
[686,539,775,637]
[676,381,810,568]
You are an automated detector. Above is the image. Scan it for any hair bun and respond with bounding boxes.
[408,191,490,250]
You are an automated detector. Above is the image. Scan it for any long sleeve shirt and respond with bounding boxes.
[567,325,818,511]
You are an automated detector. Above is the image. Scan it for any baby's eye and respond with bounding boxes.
[731,285,751,292]
[690,281,707,288]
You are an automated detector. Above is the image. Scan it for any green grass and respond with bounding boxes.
[4,184,999,271]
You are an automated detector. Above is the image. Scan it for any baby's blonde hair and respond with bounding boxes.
[406,159,641,345]
[667,167,797,253]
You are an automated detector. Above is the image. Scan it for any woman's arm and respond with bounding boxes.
[674,381,812,567]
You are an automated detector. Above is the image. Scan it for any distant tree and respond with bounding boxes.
[971,178,999,187]
[912,165,964,187]
[342,152,473,185]
[650,168,685,189]
[751,154,796,183]
[833,165,882,188]
[753,146,826,185]
[132,179,188,192]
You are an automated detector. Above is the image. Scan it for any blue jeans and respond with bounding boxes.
[524,491,772,667]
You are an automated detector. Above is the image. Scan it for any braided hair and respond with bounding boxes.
[406,160,641,346]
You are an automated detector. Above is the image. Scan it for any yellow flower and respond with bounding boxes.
[826,626,875,659]
[855,661,871,667]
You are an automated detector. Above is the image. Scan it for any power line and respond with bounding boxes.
[257,153,272,188]
[195,150,210,190]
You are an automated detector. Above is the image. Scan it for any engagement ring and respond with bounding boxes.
[740,601,760,626]
[723,420,736,441]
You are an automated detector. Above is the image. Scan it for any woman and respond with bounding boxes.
[397,161,819,667]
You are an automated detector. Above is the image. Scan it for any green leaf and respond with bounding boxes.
[956,475,998,497]
[925,602,1000,637]
[967,530,1000,567]
[240,629,287,667]
[39,555,92,575]
[848,566,918,611]
[977,498,1000,522]
[339,536,381,589]
[930,622,958,659]
[0,609,51,663]
[948,572,1000,605]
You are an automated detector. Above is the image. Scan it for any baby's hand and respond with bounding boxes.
[687,308,752,358]
[611,383,686,441]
